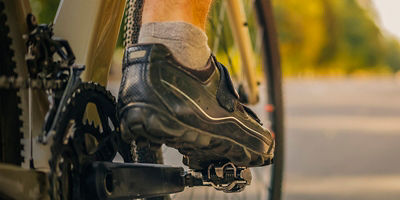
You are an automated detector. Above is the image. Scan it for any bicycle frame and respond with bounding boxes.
[0,0,278,199]
[6,0,260,173]
[226,0,259,104]
[54,0,126,86]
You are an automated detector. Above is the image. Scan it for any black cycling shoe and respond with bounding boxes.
[118,44,274,169]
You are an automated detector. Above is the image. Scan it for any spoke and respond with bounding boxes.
[211,1,227,54]
[209,1,236,77]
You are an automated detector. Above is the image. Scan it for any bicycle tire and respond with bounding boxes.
[207,0,284,199]
[0,0,24,165]
[254,1,285,200]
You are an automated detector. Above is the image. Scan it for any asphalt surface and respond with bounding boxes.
[108,77,400,200]
[283,78,400,200]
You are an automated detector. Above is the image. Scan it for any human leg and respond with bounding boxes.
[142,0,212,31]
[138,0,212,69]
[118,0,274,169]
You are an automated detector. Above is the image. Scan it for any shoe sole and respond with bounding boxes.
[120,103,274,169]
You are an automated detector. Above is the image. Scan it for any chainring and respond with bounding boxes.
[48,82,132,200]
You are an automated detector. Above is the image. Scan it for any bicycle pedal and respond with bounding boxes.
[186,162,252,193]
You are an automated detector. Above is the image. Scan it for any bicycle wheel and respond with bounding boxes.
[177,0,284,199]
[254,2,285,199]
[206,1,284,199]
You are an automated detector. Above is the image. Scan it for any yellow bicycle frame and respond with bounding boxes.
[226,0,259,104]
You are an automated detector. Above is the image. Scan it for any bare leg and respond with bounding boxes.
[142,0,212,31]
[139,0,213,69]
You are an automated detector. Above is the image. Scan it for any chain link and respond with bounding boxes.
[123,0,144,164]
[124,0,144,47]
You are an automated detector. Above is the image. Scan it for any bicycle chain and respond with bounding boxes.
[123,0,144,47]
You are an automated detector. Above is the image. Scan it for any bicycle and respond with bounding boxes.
[0,0,284,199]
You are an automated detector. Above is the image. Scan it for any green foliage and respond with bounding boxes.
[384,38,400,72]
[29,0,60,23]
[273,0,400,75]
[31,0,400,75]
[206,0,264,78]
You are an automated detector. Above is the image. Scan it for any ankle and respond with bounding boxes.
[138,22,211,70]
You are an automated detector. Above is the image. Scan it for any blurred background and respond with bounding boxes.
[31,0,400,199]
[31,0,400,77]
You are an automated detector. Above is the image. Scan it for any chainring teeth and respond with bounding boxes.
[48,82,121,199]
[0,0,26,165]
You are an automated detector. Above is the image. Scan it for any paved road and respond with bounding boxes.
[283,78,400,200]
[108,77,400,200]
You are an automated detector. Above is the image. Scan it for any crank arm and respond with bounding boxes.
[84,162,185,199]
[0,161,252,199]
[85,161,252,199]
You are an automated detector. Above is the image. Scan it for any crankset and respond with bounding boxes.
[46,83,251,199]
[48,82,133,200]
